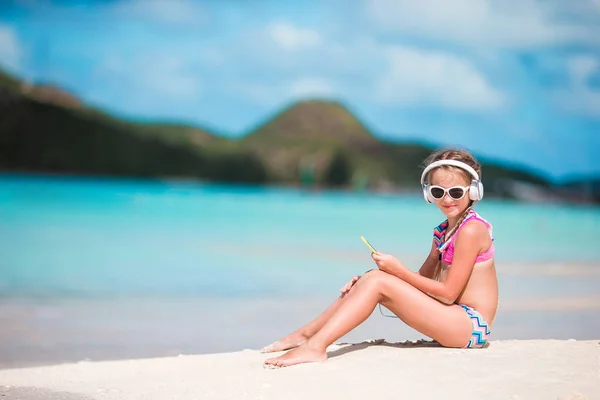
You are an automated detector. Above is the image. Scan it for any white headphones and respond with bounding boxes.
[420,160,484,203]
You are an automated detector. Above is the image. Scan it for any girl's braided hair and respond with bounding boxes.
[432,205,472,281]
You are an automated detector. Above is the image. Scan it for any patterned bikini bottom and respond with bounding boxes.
[460,304,491,349]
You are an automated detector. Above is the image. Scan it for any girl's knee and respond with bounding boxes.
[362,269,383,280]
[363,269,383,278]
[359,269,388,291]
[363,269,409,298]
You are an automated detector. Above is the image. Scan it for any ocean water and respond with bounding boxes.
[0,174,599,368]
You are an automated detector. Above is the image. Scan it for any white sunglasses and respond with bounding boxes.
[428,185,470,201]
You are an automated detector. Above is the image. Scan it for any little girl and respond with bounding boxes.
[262,148,499,368]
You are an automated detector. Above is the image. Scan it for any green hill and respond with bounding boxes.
[242,100,550,191]
[242,100,388,185]
[2,68,594,203]
[0,70,266,183]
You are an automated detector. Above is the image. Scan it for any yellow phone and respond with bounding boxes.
[360,236,378,254]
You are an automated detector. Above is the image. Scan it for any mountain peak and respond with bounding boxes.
[244,100,377,146]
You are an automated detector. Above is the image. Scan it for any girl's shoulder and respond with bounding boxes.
[466,210,493,230]
[457,210,494,241]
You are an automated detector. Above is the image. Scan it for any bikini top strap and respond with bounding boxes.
[433,219,449,248]
[449,211,494,244]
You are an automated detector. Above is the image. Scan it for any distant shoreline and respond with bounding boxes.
[3,170,599,207]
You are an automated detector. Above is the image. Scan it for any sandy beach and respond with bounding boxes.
[0,339,598,400]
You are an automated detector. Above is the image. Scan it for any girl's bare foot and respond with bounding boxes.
[260,332,309,353]
[263,343,327,368]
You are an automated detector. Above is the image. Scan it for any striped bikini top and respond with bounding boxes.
[433,209,495,265]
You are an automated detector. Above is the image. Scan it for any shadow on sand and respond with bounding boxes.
[327,338,444,359]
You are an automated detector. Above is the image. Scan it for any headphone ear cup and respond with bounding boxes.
[469,181,478,201]
[469,180,484,201]
[423,185,433,203]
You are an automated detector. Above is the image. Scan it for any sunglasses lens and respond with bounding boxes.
[448,188,465,199]
[430,187,445,199]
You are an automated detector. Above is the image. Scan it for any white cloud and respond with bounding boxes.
[289,78,334,98]
[0,24,22,72]
[110,0,206,26]
[266,21,321,50]
[230,35,504,112]
[555,54,600,117]
[94,53,201,100]
[232,77,336,107]
[563,90,600,116]
[198,46,226,68]
[233,83,275,106]
[377,45,505,111]
[568,55,599,84]
[366,0,600,48]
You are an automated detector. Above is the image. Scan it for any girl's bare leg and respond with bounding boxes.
[261,292,350,353]
[264,270,473,367]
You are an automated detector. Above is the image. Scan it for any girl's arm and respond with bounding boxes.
[374,221,488,304]
[417,240,439,279]
[406,221,487,303]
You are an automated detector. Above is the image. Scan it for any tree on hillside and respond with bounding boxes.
[323,150,351,187]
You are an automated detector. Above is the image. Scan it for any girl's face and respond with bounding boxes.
[428,167,471,220]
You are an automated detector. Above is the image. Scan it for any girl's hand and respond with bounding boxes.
[340,275,361,294]
[371,252,408,278]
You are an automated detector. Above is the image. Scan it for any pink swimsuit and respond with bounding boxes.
[433,209,495,265]
[432,209,495,348]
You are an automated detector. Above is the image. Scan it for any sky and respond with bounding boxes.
[1,0,600,182]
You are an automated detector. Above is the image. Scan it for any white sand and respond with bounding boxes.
[0,339,598,400]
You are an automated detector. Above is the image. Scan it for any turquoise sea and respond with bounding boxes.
[1,174,599,368]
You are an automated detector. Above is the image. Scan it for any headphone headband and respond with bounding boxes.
[421,160,480,185]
